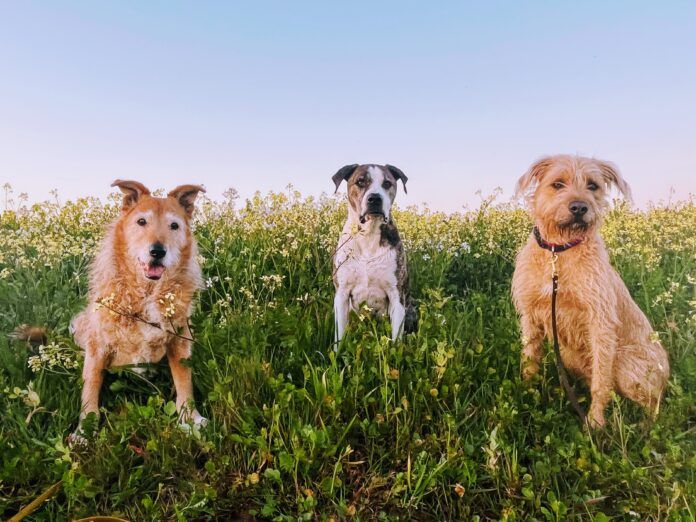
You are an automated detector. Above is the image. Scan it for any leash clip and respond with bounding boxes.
[550,247,559,278]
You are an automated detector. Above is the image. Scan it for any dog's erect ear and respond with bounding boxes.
[168,184,206,217]
[332,164,359,192]
[111,180,151,212]
[385,164,408,194]
[597,160,633,202]
[514,157,555,198]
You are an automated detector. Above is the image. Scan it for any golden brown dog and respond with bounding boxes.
[70,180,206,440]
[512,155,669,427]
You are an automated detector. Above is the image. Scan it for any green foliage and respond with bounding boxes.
[0,188,694,520]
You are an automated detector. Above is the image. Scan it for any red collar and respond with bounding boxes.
[533,226,584,252]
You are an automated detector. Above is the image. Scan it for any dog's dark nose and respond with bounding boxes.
[149,243,167,260]
[367,194,382,206]
[569,201,589,216]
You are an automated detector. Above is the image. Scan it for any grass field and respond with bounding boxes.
[1,186,694,521]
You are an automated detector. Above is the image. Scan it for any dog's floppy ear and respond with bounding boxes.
[597,160,632,202]
[514,157,555,198]
[386,164,408,194]
[332,164,359,192]
[168,184,206,217]
[111,180,151,212]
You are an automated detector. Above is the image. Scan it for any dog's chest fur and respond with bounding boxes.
[335,245,398,313]
[122,288,191,364]
[513,235,621,349]
[515,238,611,303]
[110,302,171,365]
[74,282,193,367]
[334,221,404,313]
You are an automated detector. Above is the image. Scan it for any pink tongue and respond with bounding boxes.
[146,265,166,278]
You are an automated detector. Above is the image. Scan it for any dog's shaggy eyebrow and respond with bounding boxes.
[133,210,153,218]
[165,212,183,223]
[577,170,604,185]
[547,174,568,184]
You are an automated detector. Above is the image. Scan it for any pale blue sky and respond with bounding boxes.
[1,1,694,211]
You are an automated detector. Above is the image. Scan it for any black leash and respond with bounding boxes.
[534,227,587,422]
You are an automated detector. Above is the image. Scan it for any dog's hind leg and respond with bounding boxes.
[615,341,669,416]
[519,314,544,380]
[167,337,206,426]
[334,290,350,344]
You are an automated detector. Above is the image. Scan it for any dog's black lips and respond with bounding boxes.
[360,211,387,224]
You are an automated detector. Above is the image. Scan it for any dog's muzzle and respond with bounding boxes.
[559,201,591,229]
[142,242,167,280]
[361,193,387,223]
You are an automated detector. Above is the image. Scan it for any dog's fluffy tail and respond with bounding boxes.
[9,324,48,346]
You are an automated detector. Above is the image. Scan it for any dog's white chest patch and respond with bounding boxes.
[335,244,398,313]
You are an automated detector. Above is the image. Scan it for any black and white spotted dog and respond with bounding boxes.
[332,163,417,342]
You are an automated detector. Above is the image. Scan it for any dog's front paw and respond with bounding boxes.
[179,408,208,427]
[521,360,539,381]
[193,412,208,427]
[586,409,606,430]
[67,430,89,448]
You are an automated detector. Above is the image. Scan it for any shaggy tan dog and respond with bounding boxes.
[512,155,669,427]
[70,180,206,439]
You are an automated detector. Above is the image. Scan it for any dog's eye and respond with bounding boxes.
[170,222,179,230]
[383,180,392,190]
[136,218,147,226]
[587,182,599,191]
[356,178,366,187]
[552,182,565,190]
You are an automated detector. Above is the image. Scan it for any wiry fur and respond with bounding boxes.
[512,155,669,428]
[70,180,206,439]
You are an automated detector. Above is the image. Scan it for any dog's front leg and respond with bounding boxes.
[167,337,206,426]
[586,328,617,428]
[388,290,406,341]
[519,314,544,380]
[70,347,108,444]
[334,290,350,344]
